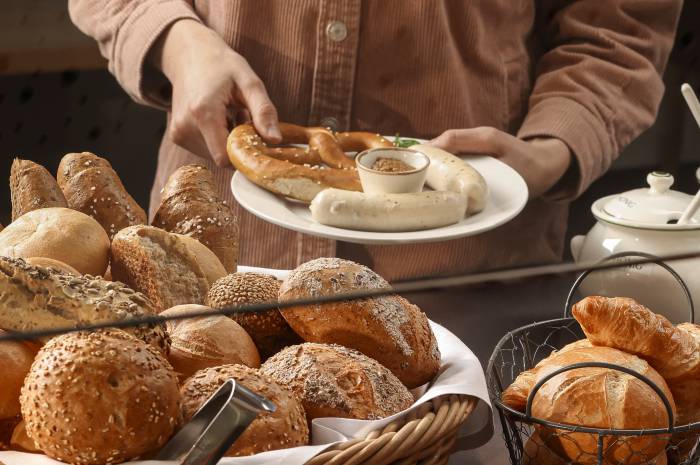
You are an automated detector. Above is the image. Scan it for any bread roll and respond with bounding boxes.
[10,158,67,221]
[0,330,38,420]
[21,330,180,465]
[162,304,260,380]
[180,364,308,456]
[10,420,39,452]
[572,296,700,382]
[261,343,414,422]
[0,418,19,451]
[206,272,301,359]
[0,257,169,354]
[503,345,674,465]
[24,257,79,275]
[57,152,147,238]
[175,234,227,287]
[278,258,440,388]
[0,207,109,276]
[153,164,239,272]
[111,225,209,311]
[522,431,668,465]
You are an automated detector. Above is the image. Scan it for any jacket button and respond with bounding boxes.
[326,21,348,42]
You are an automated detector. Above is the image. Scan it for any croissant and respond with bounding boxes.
[572,296,700,382]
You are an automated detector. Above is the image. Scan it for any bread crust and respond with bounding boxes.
[261,343,414,422]
[153,164,239,272]
[0,330,38,420]
[57,152,147,238]
[206,272,301,359]
[10,158,67,221]
[162,304,260,380]
[180,364,308,456]
[504,344,674,464]
[110,225,210,312]
[0,256,168,354]
[278,258,440,388]
[0,207,109,276]
[174,234,227,287]
[20,330,180,465]
[24,257,79,275]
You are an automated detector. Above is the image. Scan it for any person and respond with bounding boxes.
[68,1,682,281]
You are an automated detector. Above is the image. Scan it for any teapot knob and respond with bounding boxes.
[647,171,674,194]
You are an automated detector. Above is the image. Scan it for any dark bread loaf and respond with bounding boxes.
[10,158,67,221]
[153,165,239,272]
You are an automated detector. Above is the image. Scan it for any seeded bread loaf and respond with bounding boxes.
[57,152,147,239]
[278,258,440,388]
[153,165,239,272]
[21,330,180,465]
[110,225,210,312]
[0,256,168,354]
[10,158,67,221]
[180,364,308,456]
[206,273,301,359]
[261,343,414,422]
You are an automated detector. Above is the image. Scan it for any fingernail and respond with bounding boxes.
[267,125,282,141]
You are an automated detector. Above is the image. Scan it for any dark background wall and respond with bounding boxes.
[0,1,699,254]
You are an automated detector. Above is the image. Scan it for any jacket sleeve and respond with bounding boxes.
[68,0,201,109]
[517,0,682,200]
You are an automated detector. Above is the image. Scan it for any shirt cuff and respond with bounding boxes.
[112,1,201,109]
[517,97,616,201]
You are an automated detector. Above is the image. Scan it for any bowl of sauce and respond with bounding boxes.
[355,148,430,194]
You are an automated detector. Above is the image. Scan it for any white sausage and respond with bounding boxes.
[414,144,488,214]
[310,188,467,232]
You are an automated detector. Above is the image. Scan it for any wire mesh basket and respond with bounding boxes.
[486,253,700,465]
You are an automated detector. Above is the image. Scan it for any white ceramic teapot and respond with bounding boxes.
[570,170,700,323]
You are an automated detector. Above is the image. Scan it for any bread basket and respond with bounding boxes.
[487,253,700,465]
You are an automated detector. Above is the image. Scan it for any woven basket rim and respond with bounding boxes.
[305,394,477,465]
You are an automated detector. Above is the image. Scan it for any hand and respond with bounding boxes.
[152,19,281,167]
[430,127,572,199]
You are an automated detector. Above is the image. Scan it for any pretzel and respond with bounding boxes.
[227,123,392,202]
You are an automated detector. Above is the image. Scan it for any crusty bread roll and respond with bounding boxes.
[175,234,227,287]
[111,225,209,311]
[180,364,308,456]
[0,331,38,420]
[162,304,260,380]
[10,420,39,452]
[206,272,301,359]
[0,418,19,451]
[24,257,79,275]
[57,152,147,238]
[522,431,667,465]
[261,343,414,422]
[278,258,440,388]
[21,330,180,465]
[0,207,109,276]
[572,296,700,382]
[153,164,239,272]
[503,345,674,465]
[0,257,169,354]
[10,158,67,221]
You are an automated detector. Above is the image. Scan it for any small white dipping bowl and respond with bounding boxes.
[355,148,430,194]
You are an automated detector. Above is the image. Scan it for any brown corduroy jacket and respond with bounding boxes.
[69,0,681,280]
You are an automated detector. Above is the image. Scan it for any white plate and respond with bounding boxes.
[231,149,528,245]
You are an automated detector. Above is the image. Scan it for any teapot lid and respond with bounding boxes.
[593,171,700,230]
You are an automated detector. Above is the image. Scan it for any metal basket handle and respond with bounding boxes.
[563,251,695,321]
[524,361,675,431]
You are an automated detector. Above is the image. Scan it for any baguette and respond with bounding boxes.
[57,152,147,238]
[10,158,67,221]
[153,165,239,272]
[0,256,169,354]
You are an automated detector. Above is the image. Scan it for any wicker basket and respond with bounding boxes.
[306,395,477,465]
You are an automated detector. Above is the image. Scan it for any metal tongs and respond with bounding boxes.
[156,379,276,465]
